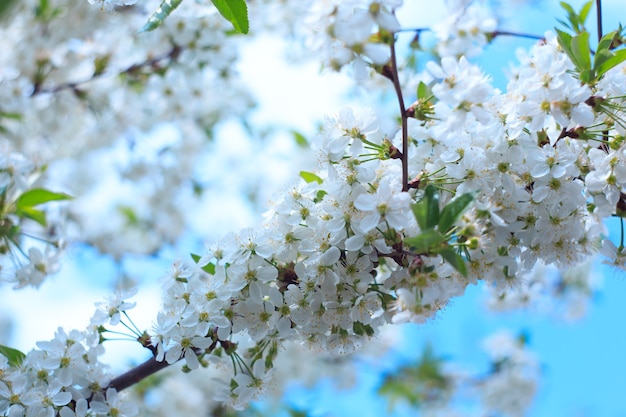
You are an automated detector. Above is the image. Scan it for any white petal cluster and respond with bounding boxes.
[304,0,401,76]
[3,0,626,414]
[479,331,540,417]
[0,0,254,259]
[432,0,498,58]
[146,23,626,409]
[0,146,66,289]
[0,326,128,417]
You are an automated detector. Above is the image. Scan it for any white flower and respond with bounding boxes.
[91,288,138,326]
[354,178,410,232]
[433,1,497,58]
[526,142,576,179]
[600,239,626,271]
[22,379,72,417]
[91,388,138,417]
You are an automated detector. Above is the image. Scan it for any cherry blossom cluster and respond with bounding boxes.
[1,0,626,415]
[0,145,66,289]
[0,0,255,264]
[0,300,139,417]
[146,3,626,410]
[304,0,402,77]
[378,330,539,416]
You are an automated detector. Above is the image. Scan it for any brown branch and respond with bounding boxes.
[387,36,409,192]
[596,0,603,42]
[32,44,182,96]
[490,30,545,42]
[106,355,172,392]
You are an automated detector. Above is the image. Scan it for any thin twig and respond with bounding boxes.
[32,45,182,96]
[596,0,603,42]
[388,36,409,192]
[490,30,545,41]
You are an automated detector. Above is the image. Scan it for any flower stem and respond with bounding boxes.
[618,217,624,252]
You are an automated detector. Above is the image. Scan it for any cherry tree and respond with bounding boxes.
[0,0,625,416]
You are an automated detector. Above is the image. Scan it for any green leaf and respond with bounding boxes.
[555,18,572,31]
[0,0,17,19]
[292,131,309,148]
[559,1,576,17]
[558,1,592,33]
[559,1,578,30]
[118,206,139,226]
[15,189,72,210]
[299,171,323,184]
[16,207,46,226]
[139,0,183,33]
[596,31,617,55]
[594,46,615,71]
[556,28,575,60]
[438,192,474,232]
[579,68,595,84]
[410,202,426,230]
[0,345,26,367]
[596,49,626,79]
[570,31,591,71]
[314,190,327,203]
[0,112,21,121]
[578,1,593,25]
[210,0,249,34]
[411,185,439,230]
[417,81,428,99]
[190,253,215,274]
[437,247,468,277]
[404,229,445,253]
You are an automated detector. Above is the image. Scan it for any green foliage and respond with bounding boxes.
[594,31,626,79]
[140,0,249,34]
[0,0,17,20]
[211,0,249,35]
[556,1,593,34]
[291,130,309,148]
[411,185,439,230]
[34,0,64,23]
[556,28,626,84]
[378,344,450,409]
[299,171,323,184]
[313,190,327,204]
[14,188,72,227]
[15,189,72,211]
[117,205,140,226]
[0,344,26,367]
[405,185,474,277]
[555,2,626,85]
[438,192,474,232]
[190,253,216,274]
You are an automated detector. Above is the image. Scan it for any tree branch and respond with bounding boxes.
[596,0,603,42]
[32,44,182,96]
[106,356,172,392]
[387,36,409,192]
[490,30,544,41]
